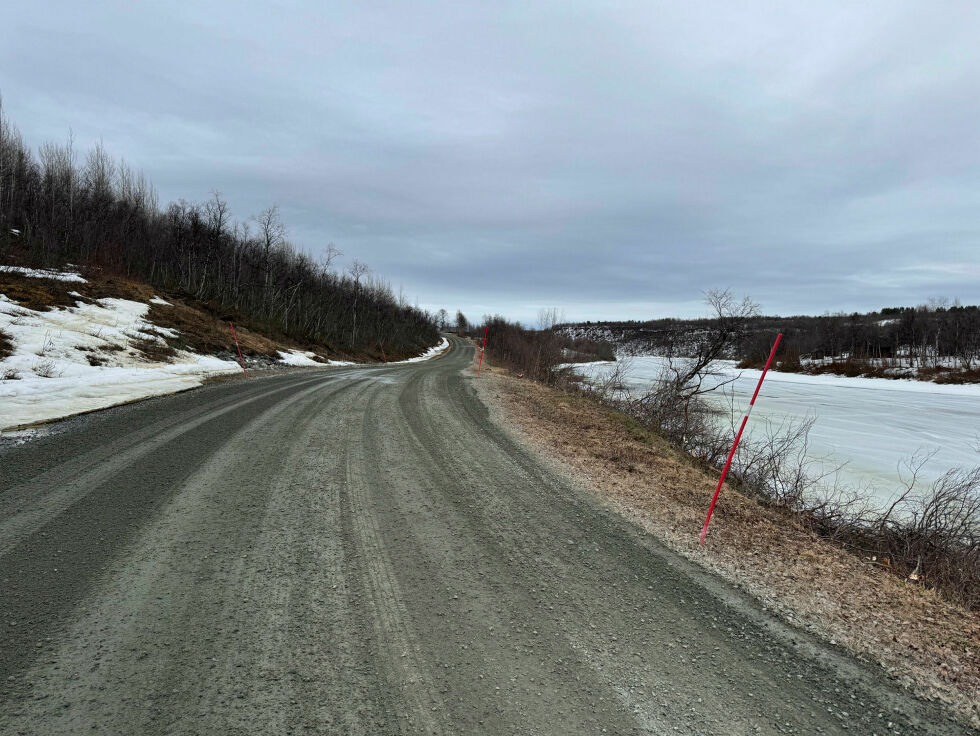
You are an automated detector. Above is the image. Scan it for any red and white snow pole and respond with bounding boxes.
[698,333,783,545]
[229,321,248,377]
[477,326,488,376]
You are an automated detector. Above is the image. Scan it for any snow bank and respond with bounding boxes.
[277,338,448,368]
[0,266,87,283]
[0,294,240,430]
[277,349,324,367]
[396,337,449,363]
[0,288,451,431]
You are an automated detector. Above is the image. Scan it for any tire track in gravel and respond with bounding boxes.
[0,374,371,734]
[0,371,351,690]
[339,374,448,735]
[0,372,332,556]
[368,366,643,733]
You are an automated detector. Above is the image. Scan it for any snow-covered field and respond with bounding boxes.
[574,356,980,506]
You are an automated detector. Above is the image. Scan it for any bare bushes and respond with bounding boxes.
[31,358,61,378]
[478,314,615,384]
[571,291,980,608]
[479,316,566,383]
[846,460,980,609]
[597,368,980,608]
[564,337,616,362]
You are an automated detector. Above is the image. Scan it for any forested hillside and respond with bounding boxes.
[0,104,438,359]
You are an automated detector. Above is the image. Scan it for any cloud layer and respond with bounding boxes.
[3,1,979,322]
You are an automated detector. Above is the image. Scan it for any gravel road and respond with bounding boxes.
[0,337,970,734]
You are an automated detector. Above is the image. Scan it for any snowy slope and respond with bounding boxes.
[275,337,449,368]
[0,291,242,429]
[0,268,452,430]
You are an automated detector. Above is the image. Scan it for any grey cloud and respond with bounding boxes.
[2,1,979,324]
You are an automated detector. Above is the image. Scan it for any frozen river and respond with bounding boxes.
[573,357,980,506]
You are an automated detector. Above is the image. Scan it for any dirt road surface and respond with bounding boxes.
[0,337,969,734]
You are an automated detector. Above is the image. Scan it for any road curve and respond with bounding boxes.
[0,337,968,735]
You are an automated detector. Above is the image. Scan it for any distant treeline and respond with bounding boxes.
[0,103,438,358]
[564,303,980,378]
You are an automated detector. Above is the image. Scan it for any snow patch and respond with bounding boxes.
[277,349,323,367]
[395,337,450,363]
[0,293,239,429]
[0,266,87,283]
[149,296,171,306]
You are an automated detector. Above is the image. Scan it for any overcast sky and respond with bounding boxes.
[3,1,979,323]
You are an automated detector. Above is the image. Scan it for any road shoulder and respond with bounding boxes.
[471,366,980,730]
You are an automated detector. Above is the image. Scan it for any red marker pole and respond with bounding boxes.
[477,326,488,376]
[229,321,248,377]
[698,333,782,545]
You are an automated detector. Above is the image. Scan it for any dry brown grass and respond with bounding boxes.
[131,334,179,363]
[476,367,980,729]
[144,301,285,358]
[0,273,80,310]
[0,328,13,360]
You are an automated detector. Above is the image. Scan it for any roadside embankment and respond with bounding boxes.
[0,267,447,431]
[473,365,980,730]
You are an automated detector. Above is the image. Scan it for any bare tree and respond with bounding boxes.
[321,242,342,271]
[348,258,370,346]
[537,306,565,331]
[631,290,759,444]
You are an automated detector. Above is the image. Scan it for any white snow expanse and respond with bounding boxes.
[0,270,452,430]
[574,356,980,506]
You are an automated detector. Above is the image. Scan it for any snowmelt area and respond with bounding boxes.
[0,265,88,283]
[0,291,241,430]
[573,356,980,506]
[0,279,451,432]
[277,349,324,367]
[275,337,448,368]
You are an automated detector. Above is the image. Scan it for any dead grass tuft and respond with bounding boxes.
[0,273,79,311]
[477,368,980,729]
[0,328,13,360]
[131,336,178,363]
